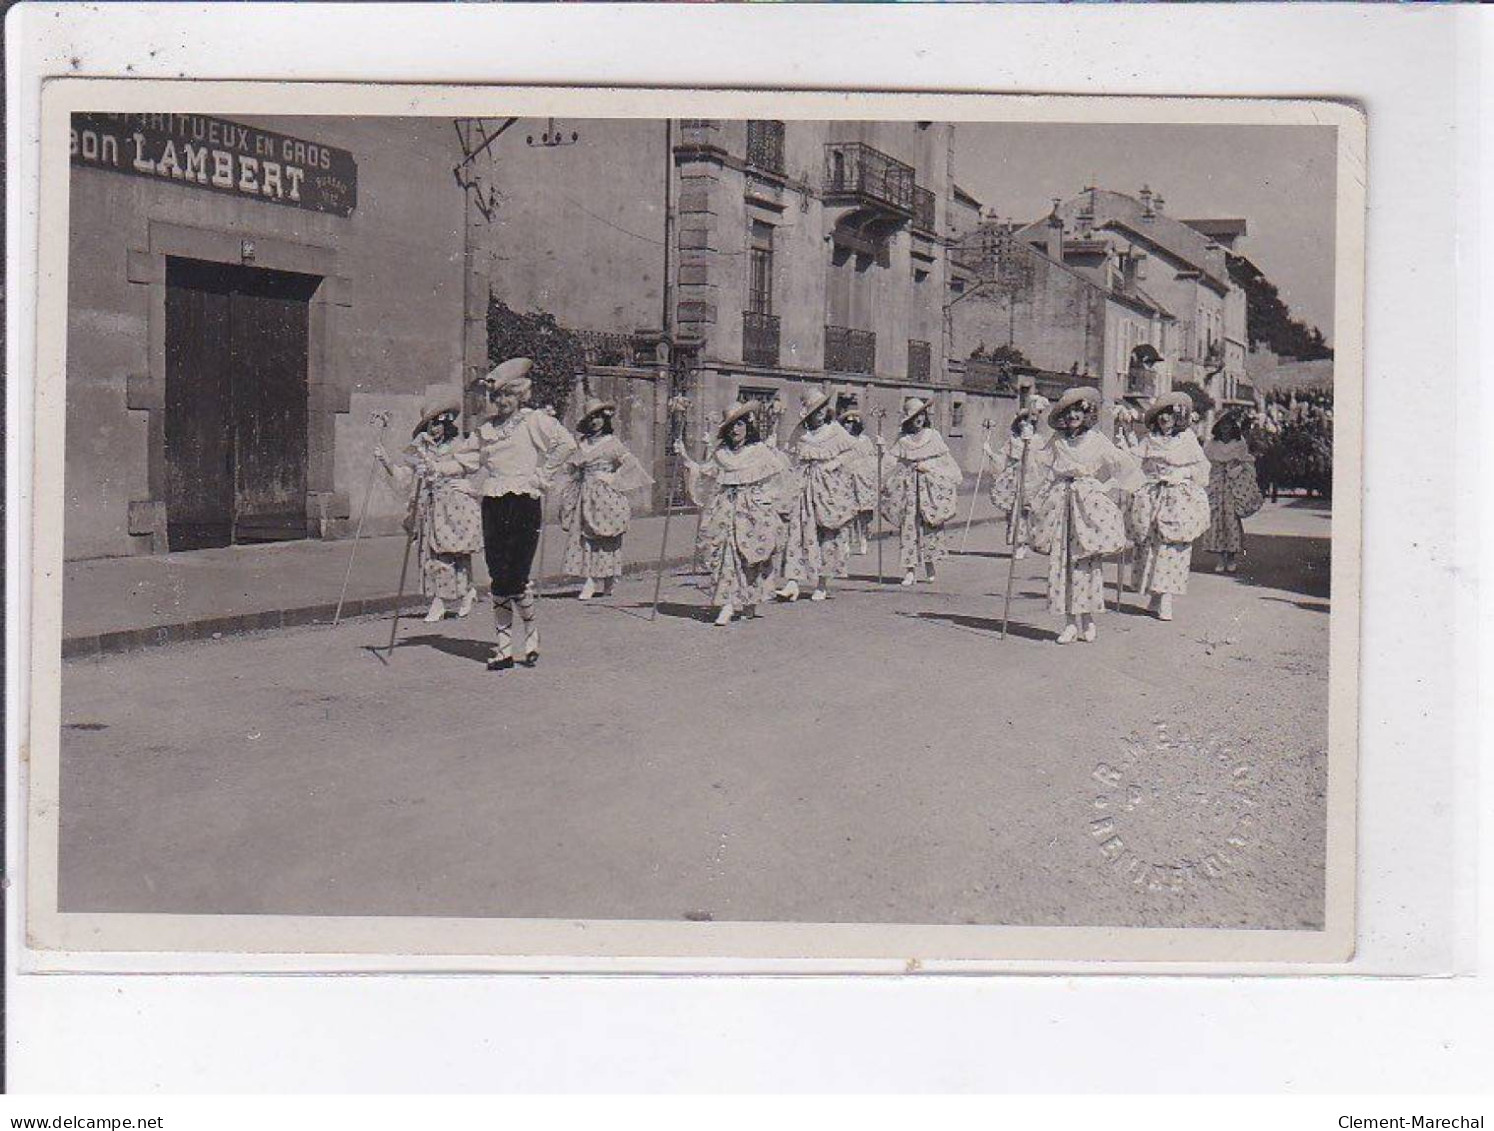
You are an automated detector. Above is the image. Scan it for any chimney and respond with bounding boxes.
[1153,193,1166,215]
[1139,184,1155,222]
[1045,198,1063,261]
[1121,251,1139,292]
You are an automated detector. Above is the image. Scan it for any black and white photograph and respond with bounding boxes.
[25,85,1362,963]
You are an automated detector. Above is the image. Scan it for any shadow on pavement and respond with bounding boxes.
[906,610,1055,643]
[1283,497,1333,512]
[1260,595,1331,614]
[625,600,717,624]
[1194,531,1331,600]
[584,600,658,623]
[390,633,493,665]
[843,570,902,585]
[951,549,1014,561]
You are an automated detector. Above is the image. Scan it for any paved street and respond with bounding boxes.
[59,499,1331,931]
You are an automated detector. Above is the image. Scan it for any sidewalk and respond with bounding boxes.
[63,491,1005,657]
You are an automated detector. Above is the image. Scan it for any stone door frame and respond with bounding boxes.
[124,220,354,551]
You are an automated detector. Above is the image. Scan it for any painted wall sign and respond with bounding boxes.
[70,113,357,218]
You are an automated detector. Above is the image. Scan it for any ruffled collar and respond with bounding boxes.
[797,421,855,459]
[713,440,784,483]
[1140,430,1205,464]
[896,427,950,461]
[478,408,534,443]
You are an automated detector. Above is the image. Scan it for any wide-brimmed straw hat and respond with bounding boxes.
[1144,390,1195,428]
[800,389,834,425]
[840,405,863,423]
[481,357,534,399]
[576,397,616,428]
[413,393,462,438]
[717,400,758,437]
[1025,394,1052,418]
[901,396,932,426]
[1047,386,1100,429]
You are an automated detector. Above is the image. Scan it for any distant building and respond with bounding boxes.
[948,206,1176,414]
[1008,187,1250,412]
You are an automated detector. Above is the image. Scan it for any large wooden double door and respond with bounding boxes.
[164,257,320,551]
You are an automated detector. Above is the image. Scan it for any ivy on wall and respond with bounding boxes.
[485,298,585,418]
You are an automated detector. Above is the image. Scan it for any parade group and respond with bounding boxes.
[376,357,1266,670]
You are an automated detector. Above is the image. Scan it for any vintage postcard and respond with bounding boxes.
[22,81,1363,967]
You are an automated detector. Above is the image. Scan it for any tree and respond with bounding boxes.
[485,297,586,417]
[1172,379,1214,415]
[1226,253,1333,362]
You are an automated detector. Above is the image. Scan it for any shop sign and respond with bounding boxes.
[70,112,357,217]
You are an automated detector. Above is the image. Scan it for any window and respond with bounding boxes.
[745,120,785,175]
[748,221,774,316]
[950,401,966,434]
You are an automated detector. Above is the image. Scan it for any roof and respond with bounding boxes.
[966,220,1174,320]
[952,183,983,209]
[1015,188,1234,294]
[1182,218,1248,242]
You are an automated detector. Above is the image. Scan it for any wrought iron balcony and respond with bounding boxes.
[912,186,936,235]
[1033,371,1102,401]
[825,325,876,375]
[963,358,1020,395]
[823,142,915,216]
[745,120,785,176]
[908,339,932,382]
[742,311,781,368]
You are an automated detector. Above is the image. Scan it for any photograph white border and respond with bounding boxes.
[22,79,1363,969]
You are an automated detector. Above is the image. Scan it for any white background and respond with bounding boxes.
[5,2,1488,1092]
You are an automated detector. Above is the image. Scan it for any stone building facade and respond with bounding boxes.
[470,117,1005,475]
[64,115,1257,563]
[65,113,470,560]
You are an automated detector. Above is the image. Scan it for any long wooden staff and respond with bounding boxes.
[688,419,715,577]
[872,405,887,585]
[1063,479,1077,619]
[651,400,688,621]
[999,435,1032,640]
[334,411,392,626]
[959,418,993,553]
[384,522,418,656]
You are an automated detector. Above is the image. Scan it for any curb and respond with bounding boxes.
[60,514,1006,660]
[62,549,698,660]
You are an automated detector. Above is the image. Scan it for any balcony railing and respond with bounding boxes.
[742,311,781,368]
[912,186,936,235]
[963,358,1021,395]
[908,339,932,382]
[825,325,876,375]
[1033,372,1102,402]
[577,328,648,368]
[745,120,785,176]
[823,142,915,215]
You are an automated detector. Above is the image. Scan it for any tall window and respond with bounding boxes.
[749,221,774,315]
[745,120,785,175]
